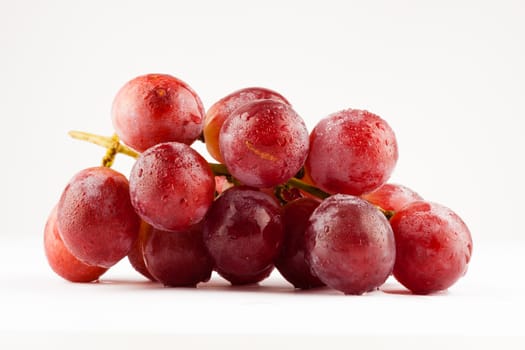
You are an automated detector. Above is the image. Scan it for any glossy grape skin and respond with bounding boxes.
[361,183,423,212]
[219,99,309,188]
[305,109,398,196]
[217,264,275,286]
[203,186,284,285]
[305,194,396,295]
[142,224,213,287]
[390,201,473,294]
[112,73,205,152]
[57,167,140,268]
[129,142,215,232]
[44,206,108,282]
[127,221,156,281]
[275,198,325,289]
[204,87,289,162]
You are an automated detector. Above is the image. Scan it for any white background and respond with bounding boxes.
[1,0,524,347]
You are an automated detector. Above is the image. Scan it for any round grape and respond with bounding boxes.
[390,201,473,294]
[129,142,215,232]
[57,167,140,268]
[44,206,108,282]
[219,99,309,188]
[112,73,205,152]
[142,224,213,287]
[305,194,396,295]
[305,109,398,196]
[204,87,289,162]
[203,186,283,285]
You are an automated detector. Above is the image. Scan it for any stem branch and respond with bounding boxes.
[68,130,140,159]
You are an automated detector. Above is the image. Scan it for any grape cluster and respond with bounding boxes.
[44,73,473,295]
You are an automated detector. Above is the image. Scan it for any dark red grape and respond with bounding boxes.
[219,99,309,188]
[142,223,213,287]
[203,186,283,285]
[112,73,205,152]
[57,167,140,268]
[275,198,324,289]
[305,194,396,295]
[44,206,108,282]
[204,87,289,162]
[129,142,215,232]
[305,109,398,196]
[361,183,423,212]
[127,221,156,281]
[217,265,275,286]
[390,201,473,294]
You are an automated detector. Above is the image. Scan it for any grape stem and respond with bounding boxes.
[68,130,140,159]
[67,130,395,218]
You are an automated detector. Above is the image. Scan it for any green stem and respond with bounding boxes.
[286,177,330,200]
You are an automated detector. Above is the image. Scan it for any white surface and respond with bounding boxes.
[0,236,523,338]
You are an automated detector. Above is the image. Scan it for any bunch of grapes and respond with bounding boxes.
[44,73,473,295]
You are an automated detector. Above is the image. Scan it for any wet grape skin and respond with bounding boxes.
[390,201,473,294]
[57,167,140,268]
[219,99,309,188]
[112,73,205,152]
[129,142,215,232]
[204,87,289,162]
[305,194,396,295]
[203,186,284,285]
[44,206,108,282]
[306,109,398,196]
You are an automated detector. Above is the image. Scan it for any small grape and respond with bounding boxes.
[305,194,396,295]
[129,142,215,232]
[112,73,205,152]
[203,186,283,285]
[57,167,140,268]
[305,109,398,196]
[204,87,289,162]
[390,201,473,294]
[361,183,423,212]
[142,223,213,287]
[219,99,309,188]
[44,206,108,282]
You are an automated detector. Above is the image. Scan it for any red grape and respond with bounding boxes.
[112,73,205,152]
[361,183,423,212]
[57,167,140,268]
[142,223,213,287]
[305,194,396,295]
[203,186,283,285]
[127,220,156,281]
[44,206,108,282]
[219,99,309,188]
[275,198,324,289]
[305,109,398,196]
[204,87,289,162]
[218,265,275,286]
[390,201,473,294]
[129,142,215,232]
